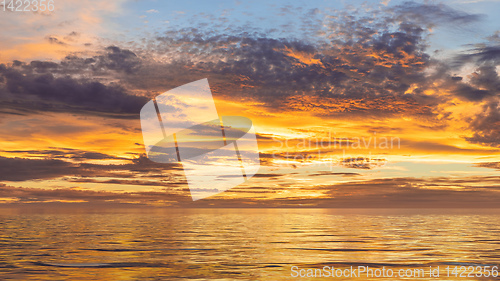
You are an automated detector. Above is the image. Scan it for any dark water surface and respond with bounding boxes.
[0,208,499,280]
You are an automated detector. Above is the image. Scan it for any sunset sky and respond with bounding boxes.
[0,0,499,207]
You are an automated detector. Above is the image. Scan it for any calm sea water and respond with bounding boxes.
[0,208,499,280]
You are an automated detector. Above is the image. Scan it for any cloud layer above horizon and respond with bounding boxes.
[0,0,498,207]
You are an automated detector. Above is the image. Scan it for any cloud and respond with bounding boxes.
[46,36,67,46]
[0,154,183,182]
[0,156,498,207]
[475,161,500,170]
[435,31,500,147]
[179,176,500,208]
[465,100,500,147]
[311,177,500,208]
[341,157,387,170]
[0,1,498,208]
[121,2,484,123]
[95,46,142,74]
[144,26,434,119]
[450,49,500,101]
[0,3,486,123]
[0,157,77,181]
[68,178,185,187]
[454,46,500,66]
[0,184,191,204]
[0,0,128,62]
[0,48,148,117]
[308,172,361,177]
[389,1,482,28]
[2,148,126,160]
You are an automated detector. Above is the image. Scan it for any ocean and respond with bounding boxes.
[0,208,499,280]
